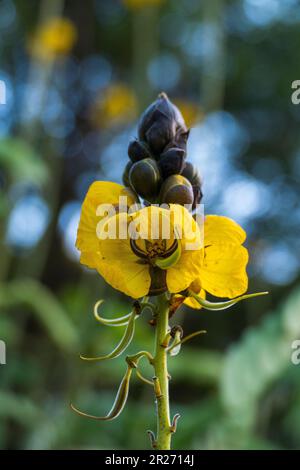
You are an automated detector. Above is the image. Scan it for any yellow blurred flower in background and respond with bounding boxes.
[123,0,164,10]
[29,17,77,61]
[91,84,138,128]
[173,99,204,128]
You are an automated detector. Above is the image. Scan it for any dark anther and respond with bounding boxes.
[130,238,148,260]
[159,238,178,259]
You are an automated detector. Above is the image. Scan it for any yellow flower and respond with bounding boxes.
[173,99,204,128]
[29,17,77,61]
[91,84,138,128]
[76,181,248,304]
[182,215,249,309]
[123,0,164,10]
[76,181,203,298]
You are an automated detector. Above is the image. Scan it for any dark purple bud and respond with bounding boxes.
[128,139,152,163]
[122,160,133,187]
[138,92,188,156]
[129,158,161,201]
[181,161,202,187]
[145,118,173,155]
[160,175,194,207]
[159,147,186,179]
[173,129,190,153]
[181,162,203,208]
[192,185,203,208]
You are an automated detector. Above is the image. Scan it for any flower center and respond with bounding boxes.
[130,237,180,268]
[145,240,167,259]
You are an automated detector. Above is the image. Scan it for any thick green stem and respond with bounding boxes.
[153,293,171,450]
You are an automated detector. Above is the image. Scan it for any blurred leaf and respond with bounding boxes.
[0,138,48,185]
[170,349,223,386]
[0,391,43,427]
[0,315,20,344]
[220,286,300,429]
[0,278,78,351]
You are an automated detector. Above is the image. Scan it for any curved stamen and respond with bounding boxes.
[130,238,148,259]
[159,238,179,259]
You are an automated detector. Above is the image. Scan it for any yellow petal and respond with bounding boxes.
[98,212,151,298]
[80,251,98,269]
[166,249,202,293]
[200,244,249,298]
[165,205,203,293]
[169,204,203,250]
[204,215,246,246]
[76,181,137,268]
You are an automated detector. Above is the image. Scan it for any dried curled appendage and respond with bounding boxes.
[80,307,137,362]
[71,364,133,421]
[187,289,269,311]
[93,299,135,327]
[80,299,157,361]
[71,351,154,422]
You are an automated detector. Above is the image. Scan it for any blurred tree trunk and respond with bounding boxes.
[200,0,225,113]
[132,6,159,110]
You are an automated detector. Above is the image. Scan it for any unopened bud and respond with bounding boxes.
[128,139,152,163]
[138,92,188,156]
[181,161,203,207]
[159,147,186,179]
[122,161,133,187]
[160,174,194,207]
[129,158,161,201]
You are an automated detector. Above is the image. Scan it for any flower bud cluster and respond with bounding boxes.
[123,92,202,208]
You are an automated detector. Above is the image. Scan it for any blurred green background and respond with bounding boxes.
[1,0,300,450]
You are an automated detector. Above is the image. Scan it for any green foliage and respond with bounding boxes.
[0,138,48,186]
[0,279,78,352]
